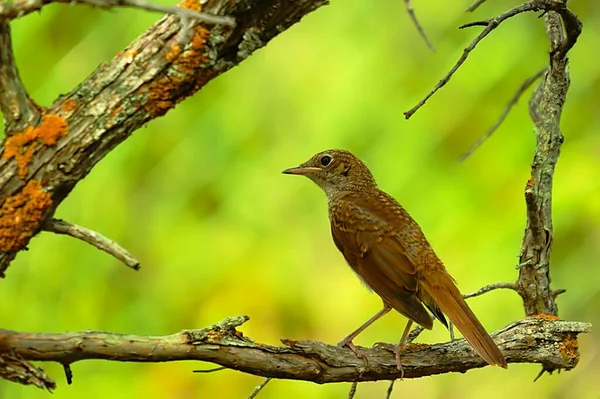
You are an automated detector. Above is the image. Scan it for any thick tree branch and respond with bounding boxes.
[516,7,581,317]
[0,21,40,134]
[0,315,589,386]
[0,0,328,277]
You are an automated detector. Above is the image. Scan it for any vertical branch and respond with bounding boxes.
[516,7,581,316]
[0,21,40,134]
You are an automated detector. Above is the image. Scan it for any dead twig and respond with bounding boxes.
[459,68,546,161]
[403,0,435,51]
[386,380,396,399]
[42,219,140,271]
[247,378,272,399]
[466,0,488,13]
[463,282,519,299]
[0,0,235,26]
[404,0,580,119]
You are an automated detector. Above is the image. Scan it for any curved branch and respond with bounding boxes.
[0,316,590,385]
[42,218,140,270]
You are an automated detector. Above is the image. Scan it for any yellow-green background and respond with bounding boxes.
[1,0,598,397]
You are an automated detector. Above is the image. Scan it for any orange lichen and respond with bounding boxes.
[558,334,579,362]
[143,26,213,118]
[60,99,77,113]
[3,114,69,178]
[179,0,201,11]
[125,49,138,63]
[527,176,535,187]
[0,180,53,252]
[192,29,209,50]
[104,105,125,129]
[165,45,181,62]
[532,314,560,321]
[205,329,223,343]
[405,343,429,353]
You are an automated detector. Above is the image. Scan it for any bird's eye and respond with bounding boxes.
[320,155,332,166]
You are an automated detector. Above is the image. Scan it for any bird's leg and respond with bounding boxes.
[338,304,392,359]
[394,319,413,377]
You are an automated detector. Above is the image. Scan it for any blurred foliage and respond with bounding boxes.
[1,0,599,398]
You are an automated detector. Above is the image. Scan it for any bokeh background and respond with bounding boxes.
[1,0,599,398]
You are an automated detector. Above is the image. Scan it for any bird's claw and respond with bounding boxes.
[373,342,405,378]
[337,340,369,365]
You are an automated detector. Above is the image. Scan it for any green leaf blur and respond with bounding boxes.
[1,0,598,398]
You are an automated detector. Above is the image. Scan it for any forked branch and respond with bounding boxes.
[404,0,581,119]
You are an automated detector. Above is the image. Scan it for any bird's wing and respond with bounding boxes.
[330,199,434,329]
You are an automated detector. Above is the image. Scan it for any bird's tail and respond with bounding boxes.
[422,273,508,368]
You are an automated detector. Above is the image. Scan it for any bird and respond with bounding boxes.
[282,149,507,370]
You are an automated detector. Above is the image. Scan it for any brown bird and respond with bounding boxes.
[283,149,507,369]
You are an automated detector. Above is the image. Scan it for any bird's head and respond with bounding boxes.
[282,149,377,198]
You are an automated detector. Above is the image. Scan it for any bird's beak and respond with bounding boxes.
[282,166,321,175]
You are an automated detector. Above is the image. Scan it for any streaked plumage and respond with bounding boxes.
[283,149,507,368]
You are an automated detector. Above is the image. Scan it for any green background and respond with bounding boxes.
[1,0,598,397]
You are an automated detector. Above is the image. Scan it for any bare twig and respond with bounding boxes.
[404,0,580,119]
[463,282,518,299]
[403,0,435,51]
[466,0,488,12]
[0,316,589,386]
[348,381,358,399]
[533,367,546,382]
[42,219,140,271]
[448,321,455,341]
[0,0,235,26]
[406,282,518,343]
[0,21,40,134]
[247,377,272,399]
[386,380,396,399]
[243,330,273,399]
[62,363,73,385]
[406,325,425,343]
[192,366,227,373]
[459,69,546,161]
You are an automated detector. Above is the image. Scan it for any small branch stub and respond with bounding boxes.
[43,219,140,271]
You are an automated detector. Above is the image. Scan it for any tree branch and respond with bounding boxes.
[516,5,581,317]
[0,315,590,386]
[0,0,328,277]
[0,21,40,135]
[404,0,581,119]
[42,218,140,271]
[459,68,546,161]
[0,0,235,26]
[403,0,434,51]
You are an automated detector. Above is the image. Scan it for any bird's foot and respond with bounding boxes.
[374,342,405,378]
[337,339,369,365]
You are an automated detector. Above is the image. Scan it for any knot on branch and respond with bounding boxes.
[186,315,251,345]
